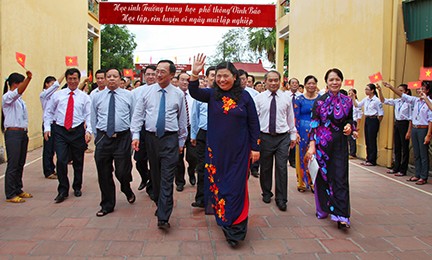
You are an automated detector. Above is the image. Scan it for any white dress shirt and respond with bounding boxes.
[383,98,412,121]
[353,104,363,121]
[43,87,92,133]
[2,89,28,129]
[357,95,384,116]
[245,86,259,98]
[401,94,432,125]
[40,81,60,113]
[130,83,188,147]
[254,89,297,140]
[91,88,134,134]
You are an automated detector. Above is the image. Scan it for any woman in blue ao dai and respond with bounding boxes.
[293,75,319,193]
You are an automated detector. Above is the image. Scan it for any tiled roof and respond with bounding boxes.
[232,60,268,73]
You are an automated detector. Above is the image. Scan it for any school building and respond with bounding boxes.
[0,0,101,160]
[275,0,432,167]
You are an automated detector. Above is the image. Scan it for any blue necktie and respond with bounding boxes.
[106,90,115,137]
[269,92,276,134]
[156,89,166,138]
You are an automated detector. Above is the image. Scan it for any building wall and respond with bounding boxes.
[285,0,425,167]
[0,0,89,154]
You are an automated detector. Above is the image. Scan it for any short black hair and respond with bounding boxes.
[144,65,157,74]
[65,68,81,79]
[157,60,176,74]
[238,69,248,78]
[206,66,216,77]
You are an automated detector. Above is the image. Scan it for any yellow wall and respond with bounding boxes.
[0,0,91,153]
[280,0,426,167]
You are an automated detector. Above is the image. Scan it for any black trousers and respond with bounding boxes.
[145,131,179,222]
[365,117,380,165]
[288,142,296,166]
[348,122,357,157]
[134,127,152,193]
[194,128,207,204]
[42,124,55,177]
[393,120,410,174]
[95,130,133,212]
[259,133,290,203]
[4,129,28,199]
[176,127,197,187]
[53,123,87,196]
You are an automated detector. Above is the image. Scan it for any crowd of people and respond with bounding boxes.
[2,53,432,247]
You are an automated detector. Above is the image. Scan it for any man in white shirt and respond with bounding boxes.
[44,68,92,203]
[254,70,297,211]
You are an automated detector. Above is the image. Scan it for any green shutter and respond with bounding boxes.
[402,0,432,42]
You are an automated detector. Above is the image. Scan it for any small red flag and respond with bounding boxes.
[123,69,134,80]
[344,79,354,87]
[368,72,383,83]
[15,52,26,69]
[65,56,78,66]
[408,81,422,89]
[419,67,432,81]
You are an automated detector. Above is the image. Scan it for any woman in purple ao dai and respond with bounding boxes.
[306,68,356,229]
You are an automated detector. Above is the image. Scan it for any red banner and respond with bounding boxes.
[100,2,275,28]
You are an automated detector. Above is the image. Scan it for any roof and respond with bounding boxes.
[232,60,268,74]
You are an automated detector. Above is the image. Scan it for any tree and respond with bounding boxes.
[99,25,137,70]
[248,28,276,63]
[248,28,289,69]
[208,28,259,66]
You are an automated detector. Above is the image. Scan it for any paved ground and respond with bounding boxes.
[0,147,432,259]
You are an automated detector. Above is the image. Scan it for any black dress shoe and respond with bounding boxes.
[127,193,136,204]
[191,201,204,208]
[276,202,287,211]
[54,194,66,203]
[251,170,259,178]
[189,176,196,186]
[227,239,239,247]
[138,181,147,191]
[176,185,184,192]
[262,196,271,204]
[74,190,82,197]
[157,221,170,230]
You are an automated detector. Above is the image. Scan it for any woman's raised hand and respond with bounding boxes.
[192,53,206,76]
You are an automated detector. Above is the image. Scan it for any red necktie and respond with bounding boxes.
[64,92,74,130]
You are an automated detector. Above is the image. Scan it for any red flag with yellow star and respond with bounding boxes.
[65,56,78,66]
[368,72,383,83]
[123,69,134,79]
[344,79,354,87]
[419,67,432,81]
[15,52,26,69]
[408,81,422,89]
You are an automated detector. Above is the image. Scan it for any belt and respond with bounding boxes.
[261,131,288,136]
[145,130,177,137]
[413,125,428,129]
[97,129,130,138]
[395,120,409,123]
[6,127,27,131]
[365,115,378,118]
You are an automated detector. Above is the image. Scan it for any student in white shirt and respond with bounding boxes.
[353,83,384,166]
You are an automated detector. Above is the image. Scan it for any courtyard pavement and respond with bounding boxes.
[0,147,432,259]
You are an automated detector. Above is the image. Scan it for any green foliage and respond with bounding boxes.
[248,28,276,63]
[209,27,289,70]
[101,25,137,70]
[248,28,289,69]
[208,28,259,66]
